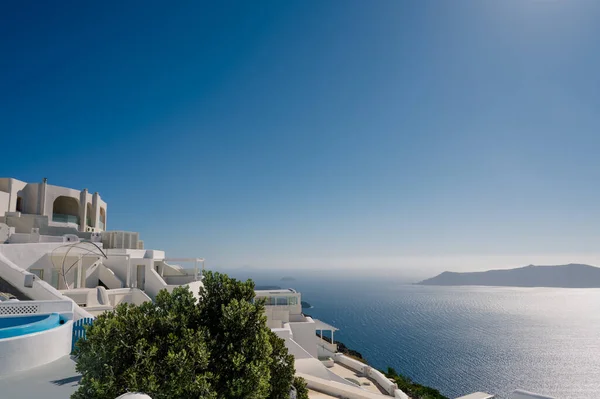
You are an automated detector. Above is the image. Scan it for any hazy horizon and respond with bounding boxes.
[211,254,600,281]
[3,1,600,272]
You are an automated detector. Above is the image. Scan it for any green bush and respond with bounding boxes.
[72,271,308,399]
[384,367,449,399]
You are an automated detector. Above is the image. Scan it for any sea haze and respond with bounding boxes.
[231,271,600,399]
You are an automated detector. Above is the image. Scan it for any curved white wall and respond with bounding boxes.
[0,320,73,375]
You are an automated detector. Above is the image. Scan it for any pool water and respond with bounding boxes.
[0,313,65,339]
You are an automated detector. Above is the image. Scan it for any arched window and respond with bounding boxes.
[86,203,94,227]
[16,196,23,212]
[52,196,80,225]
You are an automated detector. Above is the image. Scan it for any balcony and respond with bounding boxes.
[52,213,79,225]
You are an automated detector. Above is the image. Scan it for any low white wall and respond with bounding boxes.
[298,372,394,399]
[164,274,195,286]
[59,289,89,306]
[333,353,406,398]
[102,288,151,307]
[333,353,370,375]
[0,319,73,375]
[512,390,555,399]
[367,368,397,396]
[394,389,410,399]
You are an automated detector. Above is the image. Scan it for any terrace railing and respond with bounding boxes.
[71,317,94,352]
[52,213,80,224]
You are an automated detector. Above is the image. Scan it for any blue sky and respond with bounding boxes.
[2,1,600,275]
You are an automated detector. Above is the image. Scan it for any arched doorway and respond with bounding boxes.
[52,196,80,225]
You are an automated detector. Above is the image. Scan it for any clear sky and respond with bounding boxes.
[2,1,600,276]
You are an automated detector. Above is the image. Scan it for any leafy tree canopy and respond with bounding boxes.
[73,271,308,399]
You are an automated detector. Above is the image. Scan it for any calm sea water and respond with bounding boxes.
[244,273,600,399]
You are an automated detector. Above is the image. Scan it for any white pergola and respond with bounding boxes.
[313,319,339,345]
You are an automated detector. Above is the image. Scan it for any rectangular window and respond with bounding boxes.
[263,297,277,306]
[30,268,44,280]
[288,296,298,306]
[276,297,288,306]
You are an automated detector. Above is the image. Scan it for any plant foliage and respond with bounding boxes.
[72,271,308,399]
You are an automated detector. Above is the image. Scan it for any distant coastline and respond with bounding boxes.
[418,263,600,288]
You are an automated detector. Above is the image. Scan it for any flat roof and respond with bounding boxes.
[313,318,339,331]
[255,288,297,294]
[455,393,495,399]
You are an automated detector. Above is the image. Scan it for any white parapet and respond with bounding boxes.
[456,393,495,399]
[0,316,73,375]
[511,390,555,399]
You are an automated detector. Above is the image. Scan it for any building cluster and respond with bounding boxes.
[0,178,555,399]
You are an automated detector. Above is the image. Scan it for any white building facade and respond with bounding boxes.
[0,177,107,234]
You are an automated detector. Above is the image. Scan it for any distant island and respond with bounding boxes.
[301,301,312,309]
[418,264,600,288]
[280,276,296,281]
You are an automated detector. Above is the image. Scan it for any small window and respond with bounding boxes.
[261,296,275,306]
[30,269,44,280]
[276,297,288,306]
[288,296,298,306]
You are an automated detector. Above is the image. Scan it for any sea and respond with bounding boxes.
[228,270,600,399]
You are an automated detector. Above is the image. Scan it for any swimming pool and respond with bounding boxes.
[0,313,66,339]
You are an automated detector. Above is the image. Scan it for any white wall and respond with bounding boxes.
[287,317,318,358]
[21,183,40,214]
[0,320,73,376]
[0,248,92,320]
[106,288,151,307]
[98,264,123,289]
[4,179,27,213]
[0,192,9,215]
[43,184,82,219]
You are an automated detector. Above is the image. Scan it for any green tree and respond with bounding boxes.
[72,288,214,399]
[267,330,295,399]
[198,271,273,398]
[72,271,309,399]
[384,367,448,399]
[292,376,309,399]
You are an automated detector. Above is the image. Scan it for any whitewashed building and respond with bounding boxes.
[0,178,107,234]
